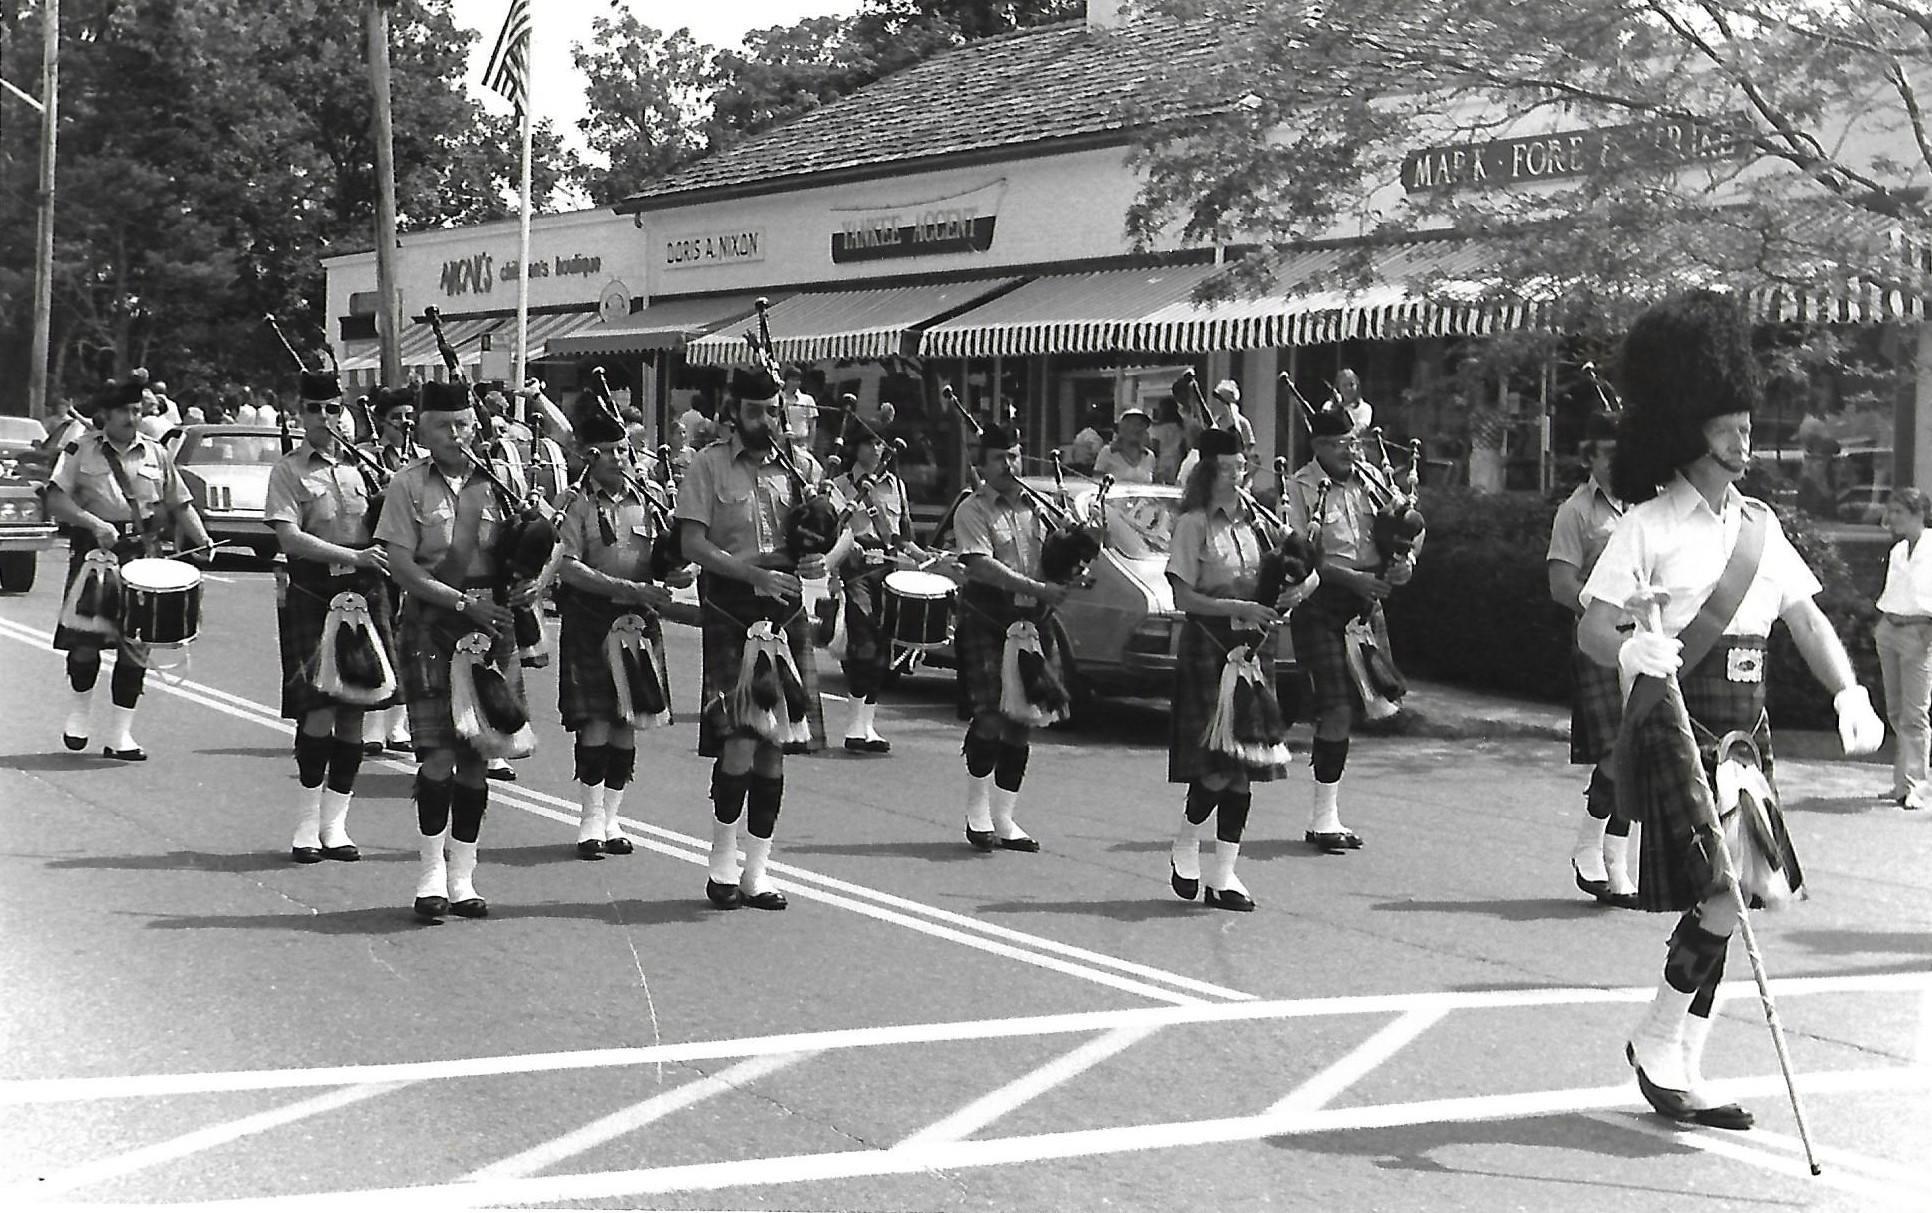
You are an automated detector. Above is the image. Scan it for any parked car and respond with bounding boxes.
[0,415,49,481]
[0,463,58,592]
[167,426,284,559]
[923,477,1297,711]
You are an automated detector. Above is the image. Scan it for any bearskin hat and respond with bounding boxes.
[1610,290,1760,504]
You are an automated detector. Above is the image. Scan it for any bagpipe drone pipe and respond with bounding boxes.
[743,299,842,565]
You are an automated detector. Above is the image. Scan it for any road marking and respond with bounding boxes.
[1743,1125,1932,1186]
[464,1052,809,1182]
[7,973,1927,1106]
[3,1081,406,1200]
[140,1068,1932,1208]
[1579,1110,1922,1206]
[896,1025,1158,1147]
[1266,1006,1446,1114]
[0,616,1244,1009]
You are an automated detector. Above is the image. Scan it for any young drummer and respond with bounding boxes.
[1578,291,1883,1128]
[265,370,394,863]
[826,424,927,752]
[555,403,685,858]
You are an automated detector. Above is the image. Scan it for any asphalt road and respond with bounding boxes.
[1,548,1928,1211]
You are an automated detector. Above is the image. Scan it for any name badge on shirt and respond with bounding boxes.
[1726,647,1764,684]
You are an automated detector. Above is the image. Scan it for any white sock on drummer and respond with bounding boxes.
[860,698,883,742]
[843,698,871,741]
[318,790,355,850]
[965,773,994,833]
[1308,779,1344,835]
[291,785,324,851]
[64,687,95,741]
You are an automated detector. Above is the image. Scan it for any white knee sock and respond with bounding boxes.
[1207,840,1247,896]
[708,816,741,884]
[385,706,411,745]
[990,786,1029,841]
[965,773,994,833]
[1604,831,1636,896]
[447,838,481,904]
[843,698,871,741]
[103,704,140,753]
[740,834,775,895]
[291,785,324,850]
[1171,815,1209,881]
[576,782,603,845]
[415,829,449,900]
[1681,1012,1723,1109]
[1309,779,1344,834]
[318,789,354,849]
[1572,812,1611,880]
[603,786,629,842]
[64,687,95,740]
[1628,979,1695,1090]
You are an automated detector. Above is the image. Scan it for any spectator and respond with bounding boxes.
[1149,397,1189,484]
[1067,407,1109,472]
[1876,486,1932,811]
[1094,406,1158,484]
[1335,368,1373,431]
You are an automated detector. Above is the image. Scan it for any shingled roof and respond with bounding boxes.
[616,16,1244,213]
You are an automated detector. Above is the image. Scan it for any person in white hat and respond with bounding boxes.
[1094,405,1157,484]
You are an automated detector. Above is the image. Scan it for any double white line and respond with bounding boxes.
[0,616,1249,1008]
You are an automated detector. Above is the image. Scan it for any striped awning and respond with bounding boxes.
[336,312,600,384]
[547,294,769,356]
[919,265,1219,358]
[684,280,1020,367]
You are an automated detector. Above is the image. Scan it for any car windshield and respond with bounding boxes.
[178,432,283,466]
[0,417,47,444]
[1105,492,1178,559]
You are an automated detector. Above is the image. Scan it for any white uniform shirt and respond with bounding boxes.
[1877,535,1932,616]
[1581,474,1820,637]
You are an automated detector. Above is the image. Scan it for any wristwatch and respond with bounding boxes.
[455,591,476,615]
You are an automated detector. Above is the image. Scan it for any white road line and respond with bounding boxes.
[1266,1006,1447,1114]
[8,972,1928,1107]
[1578,1111,1921,1206]
[140,1068,1932,1208]
[464,1052,809,1182]
[3,1081,405,1200]
[896,1025,1159,1147]
[1744,1124,1932,1186]
[0,616,1246,1008]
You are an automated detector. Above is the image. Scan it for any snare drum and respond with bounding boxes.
[120,558,203,647]
[883,569,954,650]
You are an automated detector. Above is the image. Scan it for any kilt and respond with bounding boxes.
[697,574,825,757]
[556,585,666,731]
[279,559,397,718]
[398,584,522,756]
[840,564,891,699]
[52,534,148,661]
[1621,637,1803,913]
[1169,615,1288,783]
[952,584,1073,722]
[1287,581,1365,721]
[1570,637,1622,765]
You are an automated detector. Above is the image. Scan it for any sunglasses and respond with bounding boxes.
[304,402,345,416]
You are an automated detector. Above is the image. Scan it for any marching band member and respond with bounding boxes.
[1547,411,1635,906]
[377,381,541,922]
[678,367,827,911]
[1282,405,1414,852]
[1164,428,1310,909]
[1578,291,1883,1128]
[46,371,212,761]
[556,404,683,858]
[265,370,395,864]
[952,424,1069,854]
[826,424,927,753]
[360,385,419,756]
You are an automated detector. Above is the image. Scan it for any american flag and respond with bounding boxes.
[482,0,532,113]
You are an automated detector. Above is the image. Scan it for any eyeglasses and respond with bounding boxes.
[303,402,345,416]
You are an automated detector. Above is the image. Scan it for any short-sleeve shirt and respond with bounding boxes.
[1167,504,1266,599]
[561,483,664,581]
[265,445,380,548]
[954,482,1042,580]
[1283,461,1376,571]
[375,458,511,584]
[831,472,908,545]
[1547,478,1625,579]
[675,433,799,562]
[50,432,192,524]
[1877,536,1932,616]
[1095,443,1158,485]
[1581,474,1820,637]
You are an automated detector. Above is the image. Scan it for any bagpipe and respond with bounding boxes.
[743,298,842,565]
[940,383,1102,587]
[265,314,394,534]
[1278,372,1425,570]
[582,367,686,583]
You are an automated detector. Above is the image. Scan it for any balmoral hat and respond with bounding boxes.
[729,367,782,403]
[419,380,473,414]
[299,370,342,402]
[1195,427,1241,459]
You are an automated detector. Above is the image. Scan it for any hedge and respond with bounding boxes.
[1382,486,1880,730]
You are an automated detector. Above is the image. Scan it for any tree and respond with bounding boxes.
[569,13,711,206]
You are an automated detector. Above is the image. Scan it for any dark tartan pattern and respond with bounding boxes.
[52,534,149,658]
[555,585,666,731]
[1286,581,1364,721]
[279,560,397,718]
[398,587,522,756]
[952,584,1072,722]
[1169,615,1287,783]
[1623,637,1803,913]
[840,564,891,699]
[696,575,825,757]
[1570,638,1623,765]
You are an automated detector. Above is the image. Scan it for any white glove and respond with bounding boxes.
[1834,685,1885,756]
[1617,631,1682,683]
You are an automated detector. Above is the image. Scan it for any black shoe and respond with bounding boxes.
[413,896,449,921]
[62,733,87,752]
[996,835,1041,853]
[965,826,996,852]
[449,897,488,919]
[485,765,517,781]
[782,741,809,756]
[290,846,324,864]
[361,740,385,757]
[1573,859,1611,900]
[1304,830,1359,852]
[844,737,870,753]
[864,738,891,754]
[1170,860,1200,901]
[705,879,743,908]
[1625,1042,1695,1120]
[1600,890,1641,910]
[102,745,147,762]
[385,739,415,754]
[602,837,634,855]
[576,840,605,860]
[1203,886,1256,912]
[740,888,788,911]
[1687,1102,1755,1130]
[321,844,361,862]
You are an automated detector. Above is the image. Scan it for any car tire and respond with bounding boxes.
[0,550,37,593]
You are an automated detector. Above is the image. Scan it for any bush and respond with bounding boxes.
[1383,487,1878,730]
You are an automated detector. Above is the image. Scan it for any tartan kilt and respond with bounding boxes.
[52,535,146,658]
[280,559,397,718]
[697,575,825,757]
[1570,637,1623,765]
[1169,615,1288,783]
[952,585,1073,723]
[555,585,666,731]
[1623,637,1803,913]
[398,587,522,756]
[1287,581,1361,721]
[840,564,891,699]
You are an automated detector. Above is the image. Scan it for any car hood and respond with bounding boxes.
[1108,551,1175,615]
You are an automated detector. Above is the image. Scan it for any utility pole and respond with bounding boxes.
[367,0,401,383]
[26,0,57,418]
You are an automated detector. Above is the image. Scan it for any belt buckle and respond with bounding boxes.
[1725,646,1764,684]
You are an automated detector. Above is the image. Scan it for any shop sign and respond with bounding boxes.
[1401,117,1747,193]
[503,252,605,282]
[663,228,766,270]
[438,250,606,295]
[830,179,1004,264]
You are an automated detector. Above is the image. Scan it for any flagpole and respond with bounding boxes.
[513,85,532,392]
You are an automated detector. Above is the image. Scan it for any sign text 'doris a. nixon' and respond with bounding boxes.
[1402,117,1748,193]
[663,229,766,270]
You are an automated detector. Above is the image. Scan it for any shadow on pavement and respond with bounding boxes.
[48,848,411,873]
[1779,928,1932,958]
[1369,896,1606,923]
[195,746,296,760]
[782,839,994,864]
[491,897,718,926]
[0,751,116,772]
[472,843,622,869]
[1782,794,1894,816]
[140,906,432,935]
[974,897,1206,922]
[1103,838,1353,863]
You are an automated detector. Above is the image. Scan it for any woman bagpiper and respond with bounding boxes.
[1164,429,1311,910]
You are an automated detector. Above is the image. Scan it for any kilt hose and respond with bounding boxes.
[52,532,151,662]
[1570,637,1623,765]
[398,583,522,756]
[279,559,397,718]
[1286,580,1370,722]
[555,585,667,731]
[952,583,1074,722]
[1169,614,1288,784]
[1621,636,1802,913]
[840,562,892,700]
[696,574,825,757]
